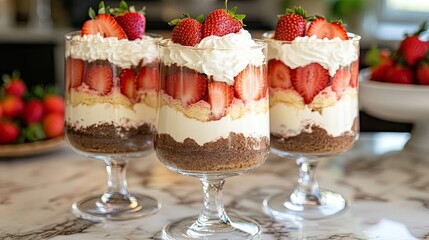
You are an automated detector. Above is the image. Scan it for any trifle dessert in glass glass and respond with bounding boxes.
[154,2,269,239]
[263,7,360,220]
[64,1,161,221]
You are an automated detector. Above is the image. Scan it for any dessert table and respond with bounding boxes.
[0,132,428,240]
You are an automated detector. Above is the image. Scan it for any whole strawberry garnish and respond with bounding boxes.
[0,121,19,144]
[307,17,348,40]
[274,6,307,41]
[2,70,26,98]
[398,21,429,66]
[110,0,146,40]
[416,51,429,85]
[169,14,204,46]
[291,63,330,104]
[202,1,245,38]
[81,1,127,39]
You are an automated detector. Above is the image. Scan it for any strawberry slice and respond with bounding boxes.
[350,60,359,88]
[268,59,292,89]
[164,72,207,106]
[119,69,137,100]
[306,18,348,40]
[208,81,234,120]
[234,65,267,101]
[66,58,85,90]
[82,13,127,39]
[332,69,351,98]
[84,62,113,95]
[291,63,329,104]
[137,65,159,91]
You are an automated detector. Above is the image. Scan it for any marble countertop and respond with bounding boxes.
[0,132,428,240]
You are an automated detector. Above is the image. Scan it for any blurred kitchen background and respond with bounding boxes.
[0,0,428,132]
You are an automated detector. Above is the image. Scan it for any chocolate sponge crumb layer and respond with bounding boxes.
[154,132,269,173]
[66,123,153,154]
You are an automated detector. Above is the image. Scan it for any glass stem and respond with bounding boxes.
[290,157,325,206]
[194,178,230,229]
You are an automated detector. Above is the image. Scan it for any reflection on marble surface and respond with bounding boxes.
[0,133,428,240]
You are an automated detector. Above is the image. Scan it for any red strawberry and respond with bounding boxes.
[202,6,245,38]
[306,17,348,40]
[43,95,64,114]
[291,63,330,104]
[371,59,394,82]
[2,70,26,97]
[136,65,159,91]
[43,112,64,139]
[350,60,359,88]
[274,7,307,41]
[332,69,351,97]
[416,53,429,85]
[66,58,84,90]
[208,81,234,120]
[1,95,24,118]
[119,69,137,100]
[385,63,414,84]
[84,62,113,95]
[23,99,44,125]
[0,104,3,118]
[111,0,146,40]
[164,72,207,106]
[268,59,292,89]
[81,2,127,39]
[0,121,19,144]
[170,14,203,46]
[234,65,267,101]
[398,21,429,66]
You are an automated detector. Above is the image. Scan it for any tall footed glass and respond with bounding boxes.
[64,31,162,221]
[155,39,270,239]
[263,32,361,220]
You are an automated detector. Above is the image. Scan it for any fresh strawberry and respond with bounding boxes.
[164,72,207,106]
[43,95,64,114]
[66,58,85,90]
[332,69,351,97]
[1,95,24,118]
[170,14,203,46]
[291,63,330,104]
[119,69,137,100]
[136,65,159,91]
[268,59,292,89]
[234,65,267,101]
[350,60,359,88]
[208,81,234,120]
[43,112,64,139]
[202,6,245,38]
[23,99,44,125]
[2,70,26,97]
[84,62,113,95]
[416,52,429,85]
[0,121,19,144]
[0,104,3,118]
[385,63,414,84]
[274,7,307,41]
[306,17,348,40]
[398,21,429,66]
[111,0,146,40]
[81,2,127,39]
[371,59,394,82]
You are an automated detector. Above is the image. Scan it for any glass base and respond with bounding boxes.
[72,193,161,222]
[263,190,347,221]
[162,214,261,240]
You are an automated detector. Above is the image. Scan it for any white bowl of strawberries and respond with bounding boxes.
[359,21,429,155]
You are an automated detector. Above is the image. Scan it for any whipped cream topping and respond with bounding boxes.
[160,29,265,85]
[268,35,359,76]
[66,33,159,69]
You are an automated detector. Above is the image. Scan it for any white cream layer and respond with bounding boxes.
[270,88,358,137]
[156,104,270,146]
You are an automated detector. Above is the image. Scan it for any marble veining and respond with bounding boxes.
[0,133,428,240]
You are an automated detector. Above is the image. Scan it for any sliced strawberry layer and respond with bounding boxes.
[82,14,127,39]
[268,59,292,89]
[84,62,113,95]
[291,63,330,104]
[164,72,207,106]
[306,18,348,40]
[332,69,351,98]
[350,60,359,88]
[208,81,234,120]
[119,69,137,100]
[137,65,159,91]
[234,65,267,101]
[66,58,84,90]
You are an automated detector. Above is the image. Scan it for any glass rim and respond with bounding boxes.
[64,31,163,42]
[262,31,361,43]
[158,38,267,50]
